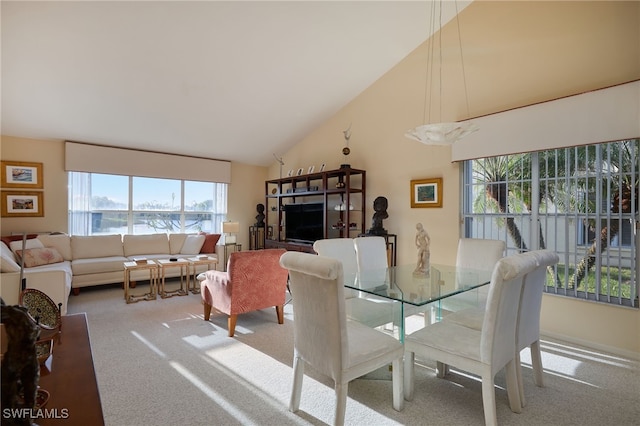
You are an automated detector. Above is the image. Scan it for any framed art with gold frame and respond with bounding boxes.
[1,191,44,217]
[410,177,442,208]
[1,161,43,189]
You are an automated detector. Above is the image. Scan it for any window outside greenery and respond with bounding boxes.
[68,172,228,235]
[462,139,638,307]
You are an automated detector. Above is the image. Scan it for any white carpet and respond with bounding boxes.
[67,283,640,426]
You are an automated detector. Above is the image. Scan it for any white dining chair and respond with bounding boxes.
[404,252,540,426]
[353,236,407,330]
[314,238,400,328]
[443,250,559,408]
[280,251,404,426]
[454,238,506,307]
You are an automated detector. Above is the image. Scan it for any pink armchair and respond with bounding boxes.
[199,248,288,337]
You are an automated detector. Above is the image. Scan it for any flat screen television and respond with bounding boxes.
[284,202,324,243]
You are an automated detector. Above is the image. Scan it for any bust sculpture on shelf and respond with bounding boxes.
[413,222,431,276]
[255,203,265,227]
[366,196,388,236]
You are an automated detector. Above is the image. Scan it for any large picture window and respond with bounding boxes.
[462,139,638,307]
[68,172,228,236]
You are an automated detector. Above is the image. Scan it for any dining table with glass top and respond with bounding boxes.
[345,263,493,342]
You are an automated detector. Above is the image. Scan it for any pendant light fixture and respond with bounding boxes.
[405,0,478,145]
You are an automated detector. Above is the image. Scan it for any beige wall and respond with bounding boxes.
[0,136,267,251]
[269,2,640,356]
[0,136,69,234]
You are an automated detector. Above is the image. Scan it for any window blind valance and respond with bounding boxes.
[65,141,231,183]
[451,80,640,162]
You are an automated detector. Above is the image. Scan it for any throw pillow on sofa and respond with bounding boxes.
[15,247,65,268]
[198,233,221,254]
[181,235,206,255]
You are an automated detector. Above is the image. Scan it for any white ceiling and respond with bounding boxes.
[2,1,470,166]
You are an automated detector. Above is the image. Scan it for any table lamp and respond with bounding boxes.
[222,221,239,245]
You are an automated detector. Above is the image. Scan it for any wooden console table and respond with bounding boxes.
[38,313,104,425]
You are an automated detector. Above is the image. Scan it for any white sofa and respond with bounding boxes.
[0,233,219,315]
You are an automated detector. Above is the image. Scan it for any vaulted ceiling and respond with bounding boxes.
[2,1,638,166]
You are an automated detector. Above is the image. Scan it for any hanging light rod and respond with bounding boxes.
[405,0,478,145]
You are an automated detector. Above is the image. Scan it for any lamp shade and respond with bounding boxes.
[222,221,240,234]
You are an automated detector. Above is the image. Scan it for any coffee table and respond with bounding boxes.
[156,258,190,298]
[123,260,159,303]
[186,256,218,294]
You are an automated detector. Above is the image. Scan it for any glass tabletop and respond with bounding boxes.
[345,263,493,306]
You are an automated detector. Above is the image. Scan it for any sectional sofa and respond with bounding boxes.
[0,232,220,315]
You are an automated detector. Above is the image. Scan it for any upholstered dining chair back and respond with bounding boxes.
[313,238,358,299]
[456,238,505,272]
[315,237,400,329]
[353,236,388,271]
[515,250,559,405]
[280,251,404,425]
[282,252,347,377]
[479,253,535,368]
[453,238,506,308]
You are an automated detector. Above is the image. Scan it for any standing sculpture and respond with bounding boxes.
[413,222,430,276]
[366,196,388,236]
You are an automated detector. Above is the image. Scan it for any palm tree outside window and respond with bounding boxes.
[462,139,638,307]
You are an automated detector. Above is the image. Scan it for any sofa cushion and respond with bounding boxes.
[169,233,189,255]
[72,256,129,276]
[123,234,170,256]
[16,247,65,268]
[37,234,72,261]
[199,233,221,254]
[1,243,20,272]
[72,235,124,259]
[9,238,44,255]
[181,235,205,255]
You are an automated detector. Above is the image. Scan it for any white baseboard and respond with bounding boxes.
[541,331,640,361]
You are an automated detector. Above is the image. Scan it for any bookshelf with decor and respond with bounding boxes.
[264,166,366,253]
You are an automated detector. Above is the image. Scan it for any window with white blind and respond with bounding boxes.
[68,172,228,236]
[462,139,639,307]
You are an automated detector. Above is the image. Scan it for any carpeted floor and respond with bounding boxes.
[67,282,640,426]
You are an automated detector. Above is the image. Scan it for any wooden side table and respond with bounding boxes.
[156,258,190,298]
[187,256,218,294]
[123,260,158,303]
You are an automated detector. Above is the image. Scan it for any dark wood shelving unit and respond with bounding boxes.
[264,167,366,252]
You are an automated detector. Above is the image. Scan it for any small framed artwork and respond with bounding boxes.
[1,161,43,189]
[287,169,294,177]
[307,166,315,174]
[1,191,44,217]
[296,168,304,176]
[410,177,443,208]
[320,163,326,172]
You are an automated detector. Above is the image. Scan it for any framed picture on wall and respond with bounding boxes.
[410,177,443,208]
[1,161,43,189]
[1,191,44,217]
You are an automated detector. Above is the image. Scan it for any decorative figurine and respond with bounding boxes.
[413,222,431,276]
[341,123,351,169]
[1,299,41,426]
[367,196,388,236]
[255,203,265,227]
